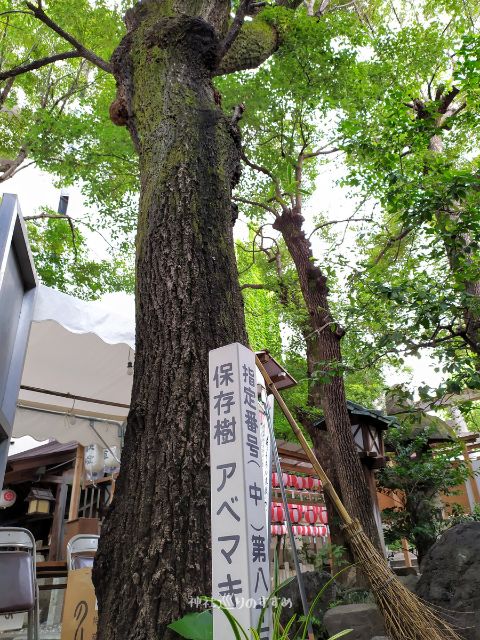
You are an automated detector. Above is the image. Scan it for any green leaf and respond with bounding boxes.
[328,630,353,639]
[167,611,213,640]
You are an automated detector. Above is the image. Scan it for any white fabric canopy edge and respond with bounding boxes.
[33,284,135,349]
[11,284,135,450]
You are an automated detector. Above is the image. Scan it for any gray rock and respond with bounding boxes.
[323,603,386,640]
[396,573,420,593]
[416,522,480,639]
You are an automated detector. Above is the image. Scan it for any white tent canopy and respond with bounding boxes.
[13,285,135,449]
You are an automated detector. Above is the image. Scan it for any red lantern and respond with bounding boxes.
[272,473,279,487]
[304,506,316,524]
[319,506,328,524]
[271,503,285,523]
[304,477,314,490]
[312,478,321,490]
[288,505,301,523]
[296,476,304,490]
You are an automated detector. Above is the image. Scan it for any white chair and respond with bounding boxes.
[66,534,99,570]
[0,527,39,640]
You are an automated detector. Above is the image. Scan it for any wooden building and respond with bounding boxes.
[1,441,114,560]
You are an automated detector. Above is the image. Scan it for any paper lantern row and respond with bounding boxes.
[272,473,322,491]
[271,524,328,537]
[84,444,121,480]
[271,502,328,525]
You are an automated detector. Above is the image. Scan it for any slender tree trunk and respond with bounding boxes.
[428,134,480,361]
[406,490,441,567]
[93,4,249,638]
[297,331,354,568]
[273,254,357,566]
[273,207,382,551]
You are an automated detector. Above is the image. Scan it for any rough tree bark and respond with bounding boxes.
[93,2,278,638]
[297,333,355,568]
[273,207,382,550]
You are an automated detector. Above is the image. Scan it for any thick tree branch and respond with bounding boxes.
[0,146,27,182]
[0,50,80,80]
[0,76,14,104]
[303,145,340,159]
[25,2,112,74]
[218,0,252,61]
[240,283,269,290]
[405,329,469,351]
[438,86,460,114]
[373,226,413,265]
[214,18,278,76]
[315,0,332,15]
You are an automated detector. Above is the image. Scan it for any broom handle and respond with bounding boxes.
[255,355,353,526]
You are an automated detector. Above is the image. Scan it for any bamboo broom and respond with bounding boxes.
[255,355,462,640]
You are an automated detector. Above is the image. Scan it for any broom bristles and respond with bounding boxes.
[343,519,463,640]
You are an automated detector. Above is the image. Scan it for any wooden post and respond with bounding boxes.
[109,474,117,504]
[401,538,412,568]
[68,444,84,521]
[49,478,68,561]
[363,465,387,556]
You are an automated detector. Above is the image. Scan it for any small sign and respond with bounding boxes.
[0,612,25,632]
[61,568,97,640]
[209,343,270,639]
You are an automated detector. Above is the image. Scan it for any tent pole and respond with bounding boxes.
[68,445,84,521]
[20,385,129,409]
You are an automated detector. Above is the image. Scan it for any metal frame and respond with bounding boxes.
[0,194,38,487]
[66,534,99,570]
[0,527,39,640]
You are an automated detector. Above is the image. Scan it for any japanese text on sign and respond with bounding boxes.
[209,343,270,640]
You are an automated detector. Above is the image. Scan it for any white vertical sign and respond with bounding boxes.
[210,343,270,640]
[257,384,273,544]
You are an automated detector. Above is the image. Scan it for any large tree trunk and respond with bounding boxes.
[273,208,382,551]
[93,4,249,638]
